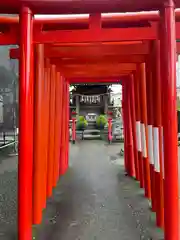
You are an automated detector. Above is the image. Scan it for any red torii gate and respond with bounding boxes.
[0,0,180,14]
[0,1,178,239]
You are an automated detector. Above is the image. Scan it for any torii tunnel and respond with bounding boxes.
[0,0,180,239]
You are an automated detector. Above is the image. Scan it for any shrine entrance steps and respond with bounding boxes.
[33,141,164,240]
[83,129,101,140]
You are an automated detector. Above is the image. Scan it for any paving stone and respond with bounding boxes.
[34,141,164,240]
[0,141,172,239]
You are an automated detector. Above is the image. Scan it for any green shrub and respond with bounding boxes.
[96,115,107,129]
[76,115,88,130]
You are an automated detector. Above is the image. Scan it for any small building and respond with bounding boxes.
[70,84,112,117]
[70,84,120,126]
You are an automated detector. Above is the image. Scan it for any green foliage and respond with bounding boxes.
[76,115,88,130]
[96,114,108,129]
[177,97,180,111]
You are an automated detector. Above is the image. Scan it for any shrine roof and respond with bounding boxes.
[0,0,179,14]
[71,85,110,94]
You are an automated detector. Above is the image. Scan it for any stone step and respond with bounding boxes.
[83,134,101,140]
[83,129,100,134]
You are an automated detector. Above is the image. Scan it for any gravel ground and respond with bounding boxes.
[0,141,169,240]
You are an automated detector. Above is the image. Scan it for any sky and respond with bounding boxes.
[110,85,122,93]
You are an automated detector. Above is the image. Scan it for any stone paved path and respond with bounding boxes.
[0,156,17,239]
[34,141,163,240]
[0,141,166,239]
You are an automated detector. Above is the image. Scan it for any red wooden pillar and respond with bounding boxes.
[122,84,128,173]
[58,74,63,177]
[152,41,164,228]
[53,71,61,187]
[138,63,151,199]
[63,80,67,173]
[129,74,140,180]
[124,80,135,177]
[146,56,156,212]
[65,80,70,172]
[123,82,129,174]
[72,115,76,144]
[47,65,56,197]
[33,44,45,224]
[160,2,179,239]
[43,59,51,207]
[121,101,124,141]
[134,72,144,188]
[60,80,66,175]
[39,48,48,210]
[58,76,63,176]
[108,112,113,143]
[18,6,34,240]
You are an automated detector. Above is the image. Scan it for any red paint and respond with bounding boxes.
[53,71,61,187]
[62,80,69,174]
[2,0,180,16]
[66,81,70,171]
[18,6,34,240]
[59,81,66,175]
[43,60,51,208]
[10,48,146,63]
[10,43,149,59]
[145,52,156,212]
[134,72,144,188]
[124,81,135,177]
[58,76,63,177]
[2,9,180,25]
[0,3,179,239]
[160,2,179,239]
[138,63,151,199]
[33,44,45,224]
[129,75,139,180]
[108,118,113,142]
[47,64,56,197]
[122,84,128,173]
[0,12,160,25]
[0,19,180,46]
[34,26,157,44]
[152,41,164,227]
